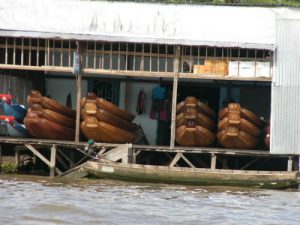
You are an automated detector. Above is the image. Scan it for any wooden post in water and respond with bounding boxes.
[75,41,82,143]
[50,145,57,177]
[170,46,181,149]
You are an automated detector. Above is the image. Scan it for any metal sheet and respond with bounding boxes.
[271,19,300,155]
[0,0,277,49]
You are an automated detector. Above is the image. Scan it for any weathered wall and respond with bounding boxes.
[271,19,300,155]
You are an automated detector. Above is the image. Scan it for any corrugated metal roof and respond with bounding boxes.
[0,0,280,49]
[270,19,300,155]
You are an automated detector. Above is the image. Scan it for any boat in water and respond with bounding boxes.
[175,97,216,147]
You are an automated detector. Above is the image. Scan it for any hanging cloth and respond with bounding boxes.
[136,89,146,115]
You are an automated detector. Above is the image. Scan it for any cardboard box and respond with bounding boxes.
[193,59,228,76]
[256,61,271,78]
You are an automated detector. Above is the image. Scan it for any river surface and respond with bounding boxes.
[0,175,300,225]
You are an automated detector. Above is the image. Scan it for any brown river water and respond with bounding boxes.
[1,175,300,225]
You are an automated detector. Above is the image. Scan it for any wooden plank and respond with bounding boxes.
[50,145,58,176]
[240,158,260,170]
[288,156,293,172]
[15,149,20,166]
[56,153,68,171]
[75,42,82,143]
[13,38,16,65]
[75,74,82,143]
[57,149,74,167]
[25,144,51,167]
[170,46,180,148]
[169,153,182,167]
[102,144,130,163]
[210,154,217,169]
[36,39,39,66]
[5,38,8,64]
[181,154,196,168]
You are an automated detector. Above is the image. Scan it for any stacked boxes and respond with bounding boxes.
[193,59,228,76]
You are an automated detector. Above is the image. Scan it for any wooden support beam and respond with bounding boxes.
[15,149,20,167]
[25,144,61,176]
[240,158,260,170]
[181,154,196,168]
[170,46,180,149]
[288,156,293,172]
[50,145,57,177]
[56,153,69,171]
[169,152,182,167]
[57,149,74,167]
[75,42,82,143]
[211,153,217,169]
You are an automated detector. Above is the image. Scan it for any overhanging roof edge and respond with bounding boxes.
[0,30,275,50]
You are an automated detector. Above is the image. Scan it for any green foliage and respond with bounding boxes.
[1,162,18,173]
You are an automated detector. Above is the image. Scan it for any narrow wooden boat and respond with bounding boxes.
[77,161,299,189]
[176,96,217,120]
[3,102,27,122]
[30,104,75,129]
[217,127,258,149]
[96,98,135,122]
[24,111,75,140]
[218,113,261,137]
[81,116,137,143]
[27,90,76,119]
[219,103,264,129]
[82,102,137,132]
[176,109,215,131]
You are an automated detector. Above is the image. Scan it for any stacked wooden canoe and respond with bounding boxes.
[24,90,76,140]
[217,103,264,149]
[176,96,217,147]
[80,93,138,143]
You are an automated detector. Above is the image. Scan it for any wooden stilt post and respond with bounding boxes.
[50,145,57,177]
[15,148,20,168]
[170,46,181,149]
[75,41,82,143]
[211,153,217,169]
[287,156,293,172]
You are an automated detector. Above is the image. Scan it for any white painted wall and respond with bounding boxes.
[46,78,88,110]
[120,81,158,145]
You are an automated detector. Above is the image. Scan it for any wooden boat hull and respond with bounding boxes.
[96,98,135,122]
[219,103,264,129]
[30,104,75,129]
[82,103,137,132]
[3,102,27,122]
[27,90,76,119]
[80,161,299,189]
[176,111,215,130]
[24,112,75,140]
[218,114,261,137]
[81,116,137,143]
[177,96,216,120]
[176,125,215,147]
[217,127,258,149]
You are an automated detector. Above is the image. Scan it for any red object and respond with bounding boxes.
[0,94,12,104]
[0,115,15,124]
